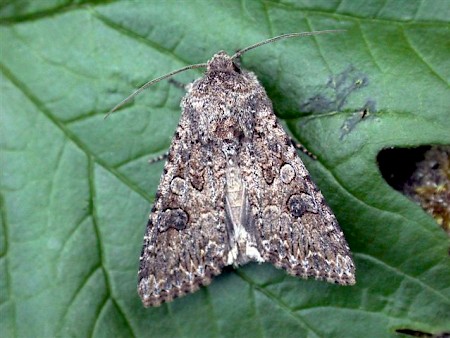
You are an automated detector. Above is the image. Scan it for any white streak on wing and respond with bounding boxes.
[225,164,263,265]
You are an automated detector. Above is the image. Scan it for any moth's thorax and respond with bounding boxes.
[183,52,268,151]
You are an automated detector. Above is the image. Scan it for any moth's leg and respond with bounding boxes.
[168,78,188,91]
[148,152,169,164]
[291,139,317,160]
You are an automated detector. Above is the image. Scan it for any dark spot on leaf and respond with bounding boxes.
[301,65,370,114]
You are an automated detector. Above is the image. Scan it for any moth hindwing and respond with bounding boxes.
[137,42,355,307]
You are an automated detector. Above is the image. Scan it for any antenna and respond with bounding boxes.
[106,63,207,118]
[106,29,345,118]
[231,29,345,60]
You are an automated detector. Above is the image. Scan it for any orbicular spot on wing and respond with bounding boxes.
[280,163,296,184]
[170,177,187,196]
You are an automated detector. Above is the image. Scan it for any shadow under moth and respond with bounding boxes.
[110,31,355,307]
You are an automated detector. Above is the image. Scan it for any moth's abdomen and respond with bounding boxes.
[224,163,264,265]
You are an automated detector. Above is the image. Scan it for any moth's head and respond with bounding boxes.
[207,51,241,74]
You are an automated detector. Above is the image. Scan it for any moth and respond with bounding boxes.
[110,31,355,307]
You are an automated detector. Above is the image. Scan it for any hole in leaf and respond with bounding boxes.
[377,146,450,235]
[395,328,450,338]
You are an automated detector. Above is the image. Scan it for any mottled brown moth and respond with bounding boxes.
[110,31,355,307]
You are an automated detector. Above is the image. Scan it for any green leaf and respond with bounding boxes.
[1,1,449,337]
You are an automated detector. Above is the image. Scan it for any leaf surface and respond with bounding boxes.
[1,1,449,337]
